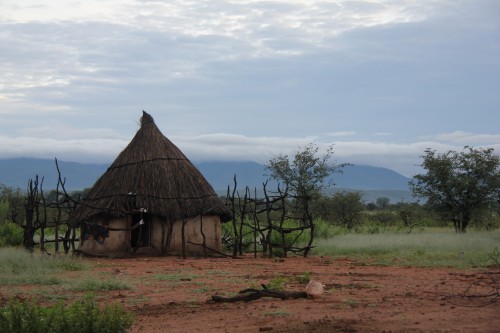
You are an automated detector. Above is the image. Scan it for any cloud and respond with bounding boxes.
[325,131,356,137]
[172,133,319,163]
[0,0,499,179]
[2,129,498,177]
[0,134,128,164]
[429,131,500,145]
[17,125,127,140]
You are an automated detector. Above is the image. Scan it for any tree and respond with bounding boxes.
[266,143,346,199]
[376,197,391,210]
[0,184,25,225]
[329,191,365,230]
[398,202,425,233]
[266,143,347,257]
[410,146,500,233]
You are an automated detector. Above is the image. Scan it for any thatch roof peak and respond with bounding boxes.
[74,111,231,222]
[141,110,155,126]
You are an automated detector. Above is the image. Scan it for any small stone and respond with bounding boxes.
[306,280,325,298]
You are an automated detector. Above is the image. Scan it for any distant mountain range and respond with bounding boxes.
[0,158,418,203]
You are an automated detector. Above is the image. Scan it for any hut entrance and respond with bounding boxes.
[131,212,151,248]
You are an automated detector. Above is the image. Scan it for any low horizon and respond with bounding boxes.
[1,155,415,177]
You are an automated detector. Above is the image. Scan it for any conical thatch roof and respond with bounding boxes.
[73,111,231,222]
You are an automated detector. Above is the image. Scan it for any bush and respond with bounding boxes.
[366,211,399,226]
[0,222,23,247]
[221,219,258,252]
[0,294,133,333]
[313,219,336,239]
[0,199,9,224]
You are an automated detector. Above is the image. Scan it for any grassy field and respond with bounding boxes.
[1,229,499,332]
[0,247,132,298]
[0,228,498,283]
[313,228,500,268]
[0,229,499,285]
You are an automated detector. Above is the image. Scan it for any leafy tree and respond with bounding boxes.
[329,191,365,230]
[266,143,346,199]
[309,196,335,222]
[266,143,347,256]
[410,146,500,233]
[398,202,425,232]
[376,197,391,210]
[0,184,25,224]
[369,210,399,226]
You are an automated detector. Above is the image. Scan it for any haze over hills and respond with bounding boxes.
[0,158,417,203]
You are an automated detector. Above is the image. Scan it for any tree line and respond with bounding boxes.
[1,144,499,252]
[263,144,499,234]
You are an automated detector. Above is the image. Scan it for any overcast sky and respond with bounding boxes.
[1,0,499,176]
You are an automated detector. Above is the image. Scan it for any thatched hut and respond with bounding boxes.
[73,111,231,257]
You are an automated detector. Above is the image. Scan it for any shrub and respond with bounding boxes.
[0,294,133,333]
[0,199,9,223]
[313,219,336,239]
[269,219,310,256]
[0,222,23,247]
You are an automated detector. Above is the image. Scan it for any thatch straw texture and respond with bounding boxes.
[73,111,231,222]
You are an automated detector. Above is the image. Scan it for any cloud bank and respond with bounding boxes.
[0,0,499,177]
[1,129,498,177]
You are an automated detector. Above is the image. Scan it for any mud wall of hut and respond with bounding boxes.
[79,215,222,257]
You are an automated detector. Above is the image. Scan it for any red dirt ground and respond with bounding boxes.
[86,255,499,333]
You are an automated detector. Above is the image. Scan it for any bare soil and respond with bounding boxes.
[86,255,499,333]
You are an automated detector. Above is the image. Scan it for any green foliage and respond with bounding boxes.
[270,220,309,248]
[470,209,500,231]
[0,294,133,333]
[221,219,257,252]
[375,197,391,210]
[266,143,346,198]
[328,191,365,230]
[410,146,500,233]
[0,222,23,247]
[0,184,26,225]
[0,248,88,285]
[267,275,289,291]
[313,228,500,268]
[295,271,312,284]
[313,218,339,239]
[354,220,383,234]
[0,198,9,223]
[223,218,342,255]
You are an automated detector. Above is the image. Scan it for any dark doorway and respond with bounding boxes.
[131,212,151,247]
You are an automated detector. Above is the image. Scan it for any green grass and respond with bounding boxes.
[295,271,312,284]
[0,247,89,285]
[313,228,500,268]
[267,275,289,290]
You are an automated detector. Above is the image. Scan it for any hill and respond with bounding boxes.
[196,162,413,191]
[0,158,416,203]
[0,158,107,191]
[197,162,415,203]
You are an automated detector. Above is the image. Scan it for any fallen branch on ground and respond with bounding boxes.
[211,285,308,303]
[425,271,500,307]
